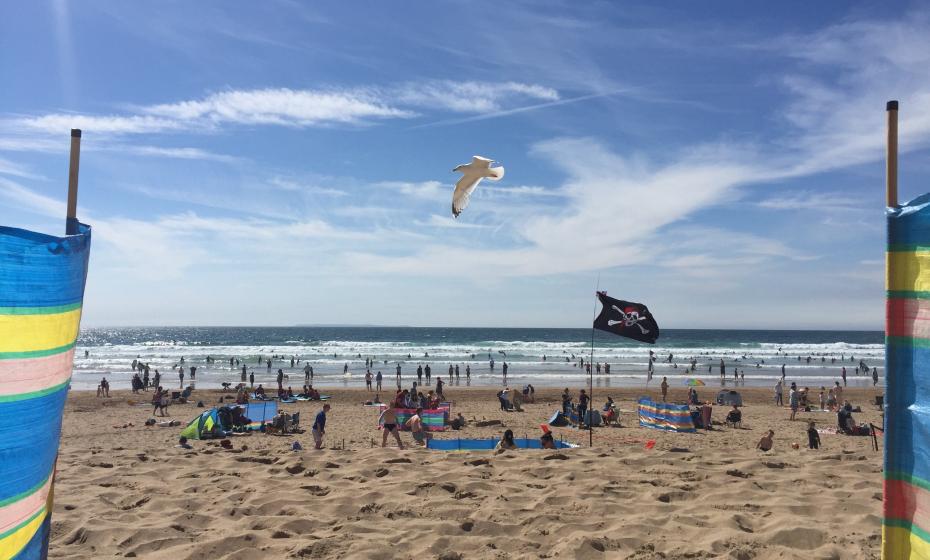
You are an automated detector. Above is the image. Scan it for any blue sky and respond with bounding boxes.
[2,1,929,329]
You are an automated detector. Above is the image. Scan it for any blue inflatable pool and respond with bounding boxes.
[427,437,577,451]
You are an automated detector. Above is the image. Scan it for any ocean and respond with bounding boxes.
[74,327,884,392]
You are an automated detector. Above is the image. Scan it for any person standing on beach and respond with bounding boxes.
[304,364,311,383]
[241,364,247,382]
[396,364,402,389]
[466,365,471,380]
[425,364,431,383]
[365,371,373,391]
[249,371,255,388]
[311,404,330,450]
[454,364,460,381]
[417,364,423,384]
[660,377,669,402]
[179,367,184,387]
[578,389,590,427]
[502,361,508,381]
[277,369,284,390]
[380,405,404,449]
[720,359,726,377]
[873,368,879,386]
[789,382,799,421]
[376,370,383,391]
[448,364,453,382]
[774,380,783,406]
[490,358,495,372]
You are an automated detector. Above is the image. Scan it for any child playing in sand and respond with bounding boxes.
[757,430,774,452]
[807,421,820,449]
[406,407,427,446]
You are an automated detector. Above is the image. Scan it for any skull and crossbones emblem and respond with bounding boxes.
[607,305,651,335]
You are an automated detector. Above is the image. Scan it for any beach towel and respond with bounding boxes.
[0,220,91,559]
[884,192,930,557]
[637,397,696,432]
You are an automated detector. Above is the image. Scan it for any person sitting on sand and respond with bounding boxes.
[498,389,512,411]
[540,431,557,449]
[255,385,266,398]
[286,386,295,399]
[757,430,774,452]
[602,396,619,426]
[726,405,742,426]
[380,405,405,449]
[236,386,249,405]
[406,407,428,446]
[450,413,466,430]
[495,429,518,451]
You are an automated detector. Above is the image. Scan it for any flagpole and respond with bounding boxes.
[589,276,600,447]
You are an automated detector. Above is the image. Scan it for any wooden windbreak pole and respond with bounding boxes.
[66,128,82,234]
[887,101,899,208]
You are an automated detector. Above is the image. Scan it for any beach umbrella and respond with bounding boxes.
[686,378,705,386]
[451,155,504,218]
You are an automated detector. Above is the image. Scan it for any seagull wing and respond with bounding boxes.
[452,172,484,218]
[486,165,505,181]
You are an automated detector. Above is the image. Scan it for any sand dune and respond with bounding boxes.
[49,387,882,559]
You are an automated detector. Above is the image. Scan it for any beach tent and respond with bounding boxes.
[548,411,570,427]
[0,219,91,559]
[244,400,278,431]
[715,390,743,407]
[180,408,231,440]
[637,397,696,433]
[377,406,447,431]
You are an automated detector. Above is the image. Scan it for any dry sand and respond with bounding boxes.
[49,385,884,559]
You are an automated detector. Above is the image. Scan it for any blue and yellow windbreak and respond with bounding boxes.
[0,221,91,560]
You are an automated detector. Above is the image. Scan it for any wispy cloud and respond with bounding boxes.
[756,191,867,211]
[269,177,347,196]
[7,81,564,139]
[393,80,558,113]
[0,157,45,180]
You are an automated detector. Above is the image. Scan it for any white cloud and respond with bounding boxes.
[118,145,241,163]
[269,177,347,196]
[143,87,413,126]
[378,180,448,202]
[393,80,558,113]
[17,114,184,134]
[0,158,44,180]
[756,192,866,211]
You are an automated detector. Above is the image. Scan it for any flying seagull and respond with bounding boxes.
[451,155,504,218]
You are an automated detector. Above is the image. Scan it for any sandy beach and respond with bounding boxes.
[48,384,884,559]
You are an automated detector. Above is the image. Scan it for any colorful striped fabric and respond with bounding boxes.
[377,406,447,431]
[885,194,930,559]
[637,397,696,433]
[0,221,91,560]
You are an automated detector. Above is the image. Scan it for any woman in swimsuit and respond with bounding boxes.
[381,405,405,449]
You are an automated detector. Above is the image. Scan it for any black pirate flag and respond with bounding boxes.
[593,291,660,344]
